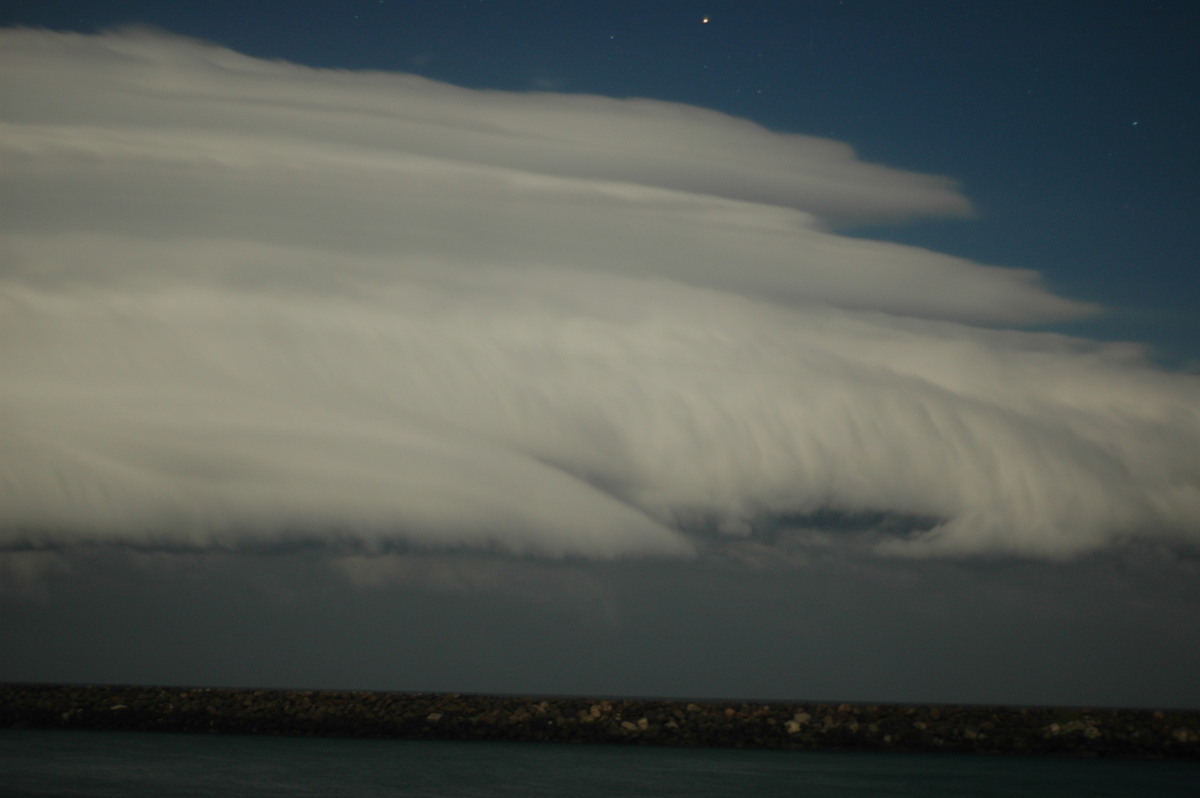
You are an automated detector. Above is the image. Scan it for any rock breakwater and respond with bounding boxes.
[2,684,1197,759]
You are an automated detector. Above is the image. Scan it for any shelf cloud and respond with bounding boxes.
[2,27,1198,564]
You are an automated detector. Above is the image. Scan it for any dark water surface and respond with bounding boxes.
[2,728,1197,796]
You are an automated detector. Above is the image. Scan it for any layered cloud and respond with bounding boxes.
[1,27,1197,562]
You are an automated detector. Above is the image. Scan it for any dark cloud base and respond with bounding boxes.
[4,546,1200,710]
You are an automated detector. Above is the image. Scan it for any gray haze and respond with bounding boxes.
[2,29,1199,708]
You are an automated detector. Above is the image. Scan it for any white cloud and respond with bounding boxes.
[1,27,1198,562]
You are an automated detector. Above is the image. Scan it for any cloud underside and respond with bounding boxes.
[2,27,1198,561]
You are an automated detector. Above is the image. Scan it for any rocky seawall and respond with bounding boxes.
[3,684,1198,760]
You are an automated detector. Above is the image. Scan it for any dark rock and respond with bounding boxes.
[1,683,1197,759]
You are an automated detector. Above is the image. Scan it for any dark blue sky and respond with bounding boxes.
[5,0,1197,363]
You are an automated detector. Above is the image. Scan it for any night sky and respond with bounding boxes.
[9,0,1197,363]
[2,2,1199,709]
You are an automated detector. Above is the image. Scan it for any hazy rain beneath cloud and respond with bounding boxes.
[2,27,1199,565]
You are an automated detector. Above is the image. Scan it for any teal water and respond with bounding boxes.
[1,729,1196,796]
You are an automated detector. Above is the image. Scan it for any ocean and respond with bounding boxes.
[2,728,1197,797]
